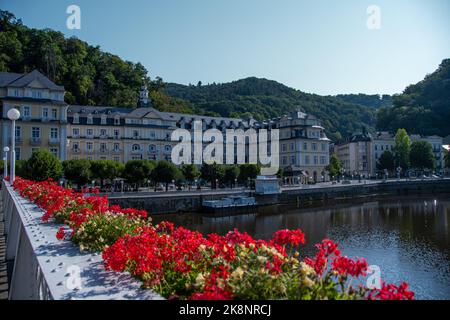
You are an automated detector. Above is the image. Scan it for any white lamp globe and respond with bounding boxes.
[7,108,21,121]
[3,147,9,152]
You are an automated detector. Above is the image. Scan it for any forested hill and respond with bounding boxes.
[1,10,382,141]
[334,94,392,109]
[0,10,192,113]
[164,78,377,141]
[377,59,450,137]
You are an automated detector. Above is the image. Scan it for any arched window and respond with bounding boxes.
[164,145,171,153]
[149,144,156,152]
[132,144,141,151]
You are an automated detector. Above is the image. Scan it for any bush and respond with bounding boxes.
[63,159,92,187]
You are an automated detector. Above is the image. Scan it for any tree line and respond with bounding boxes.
[8,149,262,191]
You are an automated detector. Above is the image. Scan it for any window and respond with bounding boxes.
[149,144,156,152]
[321,143,326,151]
[114,143,120,151]
[13,89,19,97]
[375,145,378,151]
[320,156,326,165]
[32,127,40,138]
[282,156,287,165]
[52,109,57,119]
[114,129,120,139]
[291,155,296,164]
[73,114,79,124]
[50,128,58,139]
[23,106,30,118]
[42,108,49,118]
[314,156,318,165]
[290,143,294,151]
[73,142,79,151]
[305,155,310,165]
[15,147,20,160]
[72,128,80,137]
[87,129,93,136]
[282,144,287,152]
[100,143,107,152]
[87,116,93,125]
[150,131,156,139]
[15,126,21,138]
[114,156,120,162]
[303,142,308,150]
[133,130,139,138]
[101,116,107,125]
[50,148,58,157]
[100,129,107,136]
[114,117,120,125]
[86,142,93,151]
[164,145,171,153]
[132,144,141,151]
[312,143,317,151]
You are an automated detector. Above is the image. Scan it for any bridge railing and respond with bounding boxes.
[1,180,163,300]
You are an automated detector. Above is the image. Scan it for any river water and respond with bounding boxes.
[153,196,450,300]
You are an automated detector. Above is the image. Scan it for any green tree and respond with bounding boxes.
[410,141,435,170]
[15,160,28,178]
[90,160,124,187]
[123,160,154,190]
[325,155,342,180]
[201,163,225,189]
[223,165,240,187]
[150,161,181,191]
[25,149,62,181]
[238,164,261,184]
[62,159,92,187]
[180,164,200,185]
[376,150,396,172]
[394,128,411,171]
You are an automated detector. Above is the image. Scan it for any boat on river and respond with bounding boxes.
[202,195,257,213]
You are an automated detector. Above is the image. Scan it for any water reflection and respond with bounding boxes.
[153,197,450,300]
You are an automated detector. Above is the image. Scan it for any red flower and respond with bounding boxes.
[56,227,65,240]
[368,282,415,300]
[331,256,368,277]
[272,229,305,247]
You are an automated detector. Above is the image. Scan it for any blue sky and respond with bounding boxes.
[2,0,449,95]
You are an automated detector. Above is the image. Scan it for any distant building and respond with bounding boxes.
[335,131,372,177]
[336,130,445,176]
[0,70,68,161]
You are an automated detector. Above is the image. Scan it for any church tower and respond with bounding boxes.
[138,79,151,108]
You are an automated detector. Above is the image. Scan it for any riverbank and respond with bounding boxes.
[108,178,450,215]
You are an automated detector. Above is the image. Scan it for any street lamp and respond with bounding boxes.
[7,108,20,183]
[3,147,9,179]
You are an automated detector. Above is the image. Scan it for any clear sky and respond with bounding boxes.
[2,0,449,95]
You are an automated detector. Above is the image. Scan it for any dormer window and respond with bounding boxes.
[101,115,107,125]
[73,114,79,124]
[114,117,120,125]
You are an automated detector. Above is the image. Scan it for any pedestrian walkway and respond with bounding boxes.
[0,188,8,300]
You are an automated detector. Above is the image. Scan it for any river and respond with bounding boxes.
[153,196,450,300]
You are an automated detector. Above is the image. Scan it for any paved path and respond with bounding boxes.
[0,187,8,300]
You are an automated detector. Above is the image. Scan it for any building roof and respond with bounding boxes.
[0,70,64,91]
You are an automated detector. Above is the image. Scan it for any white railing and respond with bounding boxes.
[1,181,163,300]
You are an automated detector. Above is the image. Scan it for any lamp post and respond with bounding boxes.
[3,147,9,179]
[7,108,20,183]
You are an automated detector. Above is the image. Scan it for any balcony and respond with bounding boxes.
[99,149,109,154]
[48,138,60,146]
[29,137,42,146]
